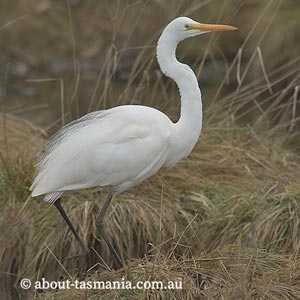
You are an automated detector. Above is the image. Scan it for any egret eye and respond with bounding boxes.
[184,24,190,30]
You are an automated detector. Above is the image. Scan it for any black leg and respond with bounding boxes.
[96,192,124,269]
[54,199,90,272]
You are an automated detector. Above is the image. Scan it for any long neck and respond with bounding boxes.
[157,32,203,160]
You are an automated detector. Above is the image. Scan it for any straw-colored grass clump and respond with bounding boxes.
[39,249,300,300]
[1,111,300,299]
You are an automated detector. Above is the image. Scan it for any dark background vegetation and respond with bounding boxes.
[1,0,299,129]
[1,0,300,299]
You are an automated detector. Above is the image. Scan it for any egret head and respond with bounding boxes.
[163,17,237,43]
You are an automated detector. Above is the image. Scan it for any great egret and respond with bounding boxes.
[30,17,237,269]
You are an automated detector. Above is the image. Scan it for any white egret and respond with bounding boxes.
[30,17,237,269]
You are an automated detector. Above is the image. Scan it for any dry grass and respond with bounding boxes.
[24,249,300,299]
[1,114,300,299]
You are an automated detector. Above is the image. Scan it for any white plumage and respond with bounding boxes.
[31,106,173,201]
[30,17,237,204]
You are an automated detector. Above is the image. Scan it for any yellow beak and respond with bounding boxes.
[188,23,238,32]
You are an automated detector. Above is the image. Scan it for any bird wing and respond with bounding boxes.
[30,105,172,198]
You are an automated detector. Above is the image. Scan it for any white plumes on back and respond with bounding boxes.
[30,106,175,202]
[30,111,108,202]
[34,111,108,171]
